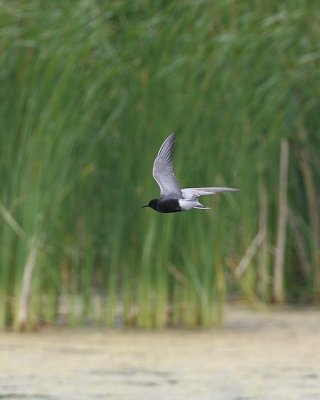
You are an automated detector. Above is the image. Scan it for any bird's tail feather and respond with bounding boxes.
[193,203,211,210]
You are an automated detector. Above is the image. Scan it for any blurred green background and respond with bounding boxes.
[0,1,319,330]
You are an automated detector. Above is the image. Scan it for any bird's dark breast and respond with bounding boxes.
[157,199,182,213]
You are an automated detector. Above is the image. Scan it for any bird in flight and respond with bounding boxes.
[143,133,239,213]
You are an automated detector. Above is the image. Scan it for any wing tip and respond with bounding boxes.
[167,132,176,142]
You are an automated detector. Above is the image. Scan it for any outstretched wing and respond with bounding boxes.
[182,187,239,200]
[152,133,182,198]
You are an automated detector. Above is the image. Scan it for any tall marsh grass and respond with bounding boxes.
[0,1,319,329]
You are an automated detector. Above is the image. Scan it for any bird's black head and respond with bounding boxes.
[142,199,159,210]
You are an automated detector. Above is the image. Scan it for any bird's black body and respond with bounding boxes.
[144,198,182,213]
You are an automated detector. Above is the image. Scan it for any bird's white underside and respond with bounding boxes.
[178,199,210,211]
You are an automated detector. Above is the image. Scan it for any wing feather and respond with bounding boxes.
[182,187,239,200]
[152,133,182,198]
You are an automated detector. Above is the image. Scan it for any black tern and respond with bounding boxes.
[143,133,239,213]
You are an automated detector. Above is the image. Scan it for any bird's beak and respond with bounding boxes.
[142,204,149,208]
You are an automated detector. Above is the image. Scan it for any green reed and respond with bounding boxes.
[0,1,319,329]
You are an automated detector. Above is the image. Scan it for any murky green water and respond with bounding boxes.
[0,307,319,400]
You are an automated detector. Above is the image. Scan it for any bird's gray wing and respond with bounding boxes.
[181,187,239,200]
[152,133,182,198]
